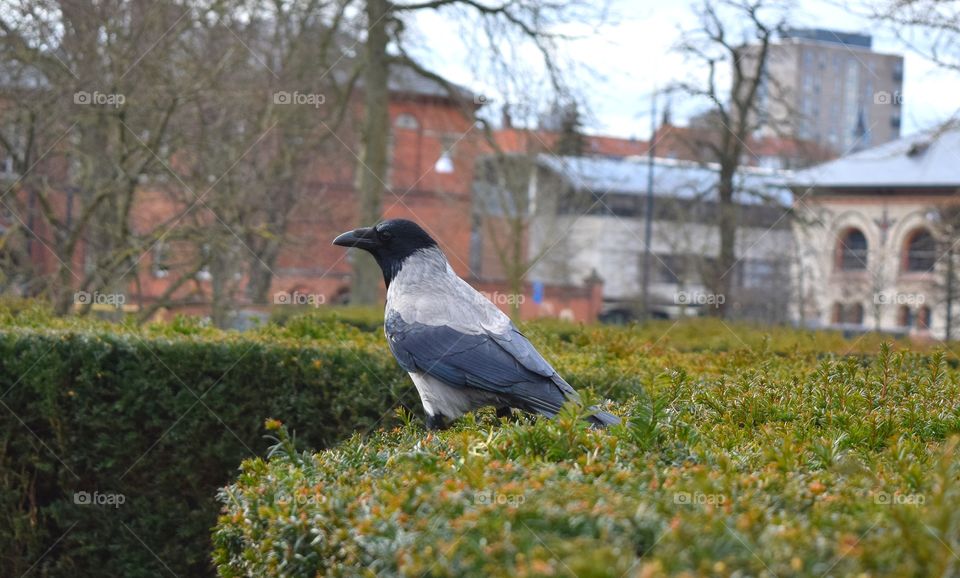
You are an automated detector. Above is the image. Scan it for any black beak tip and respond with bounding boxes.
[332,231,352,247]
[333,227,376,249]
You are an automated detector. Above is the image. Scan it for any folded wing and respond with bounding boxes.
[385,311,578,417]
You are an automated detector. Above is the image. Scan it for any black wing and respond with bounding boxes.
[385,311,578,417]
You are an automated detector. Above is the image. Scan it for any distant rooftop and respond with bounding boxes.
[387,63,476,103]
[782,28,872,49]
[538,155,792,206]
[788,125,960,190]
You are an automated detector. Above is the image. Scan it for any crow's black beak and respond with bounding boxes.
[333,227,379,250]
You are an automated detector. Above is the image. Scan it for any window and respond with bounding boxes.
[897,305,912,328]
[153,242,170,278]
[844,303,864,325]
[600,193,640,217]
[917,305,931,330]
[197,244,212,281]
[741,259,779,289]
[837,228,868,270]
[832,302,864,325]
[394,113,419,130]
[655,254,684,284]
[904,229,936,272]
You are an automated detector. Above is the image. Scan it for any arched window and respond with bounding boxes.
[917,305,931,330]
[831,302,843,324]
[904,229,936,272]
[837,228,868,271]
[394,113,420,130]
[897,305,912,328]
[152,242,170,279]
[844,303,864,325]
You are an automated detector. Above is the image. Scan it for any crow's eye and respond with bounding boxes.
[378,229,393,241]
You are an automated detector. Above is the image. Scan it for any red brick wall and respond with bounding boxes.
[265,94,480,305]
[472,277,603,322]
[13,89,603,323]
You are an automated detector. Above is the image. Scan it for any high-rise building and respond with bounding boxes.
[754,28,904,154]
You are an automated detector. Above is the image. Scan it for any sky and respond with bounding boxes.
[409,0,960,140]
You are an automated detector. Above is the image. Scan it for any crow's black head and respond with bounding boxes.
[333,219,439,286]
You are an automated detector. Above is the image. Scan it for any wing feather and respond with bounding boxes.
[385,311,575,416]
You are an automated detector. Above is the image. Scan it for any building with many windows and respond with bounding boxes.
[472,153,794,322]
[752,28,904,154]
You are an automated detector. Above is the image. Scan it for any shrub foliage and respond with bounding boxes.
[0,310,416,577]
[214,341,960,577]
[1,302,957,577]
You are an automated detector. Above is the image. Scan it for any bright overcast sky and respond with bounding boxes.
[410,0,960,140]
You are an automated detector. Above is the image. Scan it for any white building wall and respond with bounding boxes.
[529,211,795,318]
[793,198,945,339]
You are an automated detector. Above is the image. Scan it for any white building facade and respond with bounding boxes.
[790,127,960,340]
[521,155,795,322]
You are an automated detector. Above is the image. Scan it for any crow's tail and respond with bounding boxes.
[586,407,620,428]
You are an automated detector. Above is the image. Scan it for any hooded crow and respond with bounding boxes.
[333,218,620,430]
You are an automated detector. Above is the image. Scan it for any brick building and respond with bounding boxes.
[3,65,605,323]
[258,68,603,322]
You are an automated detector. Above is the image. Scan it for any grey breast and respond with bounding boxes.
[385,247,511,335]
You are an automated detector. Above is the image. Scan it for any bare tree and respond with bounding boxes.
[347,0,599,305]
[869,1,960,337]
[159,0,362,325]
[0,1,199,314]
[870,1,960,75]
[472,132,565,318]
[0,0,604,319]
[926,202,960,339]
[460,54,588,316]
[0,1,362,325]
[673,0,788,317]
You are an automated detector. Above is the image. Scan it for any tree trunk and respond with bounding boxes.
[246,240,281,304]
[210,247,233,329]
[352,0,391,305]
[713,165,736,318]
[509,216,524,319]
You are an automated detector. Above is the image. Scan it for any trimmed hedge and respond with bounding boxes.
[214,344,960,577]
[0,300,947,577]
[0,310,417,577]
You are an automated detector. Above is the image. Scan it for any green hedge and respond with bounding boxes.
[214,345,960,577]
[0,311,418,577]
[0,300,950,577]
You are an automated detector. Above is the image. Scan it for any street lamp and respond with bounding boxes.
[435,151,454,174]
